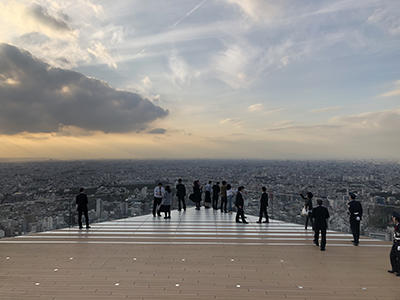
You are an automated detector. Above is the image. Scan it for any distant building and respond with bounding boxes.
[96,198,103,219]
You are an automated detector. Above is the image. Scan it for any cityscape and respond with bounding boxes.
[0,159,399,240]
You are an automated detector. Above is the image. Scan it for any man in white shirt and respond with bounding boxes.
[153,182,165,217]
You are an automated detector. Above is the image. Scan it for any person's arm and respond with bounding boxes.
[326,208,330,219]
[183,185,186,196]
[299,193,306,200]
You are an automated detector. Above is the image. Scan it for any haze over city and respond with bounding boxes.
[0,0,400,160]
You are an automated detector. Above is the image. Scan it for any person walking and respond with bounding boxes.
[153,183,164,217]
[235,186,248,224]
[76,188,90,229]
[348,192,363,246]
[193,180,202,210]
[204,181,212,209]
[176,179,186,212]
[161,185,172,219]
[226,184,234,214]
[212,182,220,210]
[388,212,400,276]
[311,199,330,251]
[257,186,269,223]
[300,192,314,230]
[220,181,228,213]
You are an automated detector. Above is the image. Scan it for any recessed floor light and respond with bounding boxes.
[231,259,235,262]
[69,257,74,260]
[361,287,367,290]
[298,286,303,289]
[280,260,284,263]
[35,283,40,286]
[54,268,59,272]
[181,259,185,262]
[236,284,241,288]
[175,283,180,287]
[133,258,137,261]
[115,283,120,286]
[6,257,10,260]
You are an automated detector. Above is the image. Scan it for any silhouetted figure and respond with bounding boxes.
[311,199,330,251]
[388,212,400,276]
[226,184,234,213]
[220,181,228,213]
[257,186,269,223]
[235,186,248,224]
[153,183,164,217]
[76,188,90,229]
[193,180,202,210]
[204,181,212,209]
[161,185,172,219]
[300,192,314,230]
[348,192,363,246]
[176,179,186,212]
[212,182,220,209]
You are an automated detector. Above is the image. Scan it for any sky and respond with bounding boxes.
[0,0,400,160]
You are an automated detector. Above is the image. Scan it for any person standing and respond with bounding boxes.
[311,199,330,251]
[257,186,269,223]
[193,180,202,210]
[76,188,90,229]
[220,181,228,213]
[348,192,363,246]
[226,184,234,214]
[161,186,172,219]
[388,212,400,276]
[235,186,248,224]
[204,181,212,209]
[176,179,186,212]
[153,183,164,217]
[300,192,314,230]
[212,182,220,210]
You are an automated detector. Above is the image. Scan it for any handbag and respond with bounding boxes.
[189,193,195,202]
[301,207,308,216]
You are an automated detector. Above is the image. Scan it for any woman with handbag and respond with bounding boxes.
[160,186,172,219]
[300,192,314,230]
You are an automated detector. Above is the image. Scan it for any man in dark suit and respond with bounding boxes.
[388,212,400,276]
[348,192,363,246]
[176,178,186,211]
[311,199,330,251]
[235,186,248,224]
[76,187,90,229]
[257,186,269,223]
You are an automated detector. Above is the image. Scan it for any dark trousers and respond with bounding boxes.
[259,205,269,222]
[164,205,171,218]
[78,209,89,228]
[177,195,186,211]
[305,214,313,229]
[314,226,327,249]
[350,218,360,243]
[390,242,399,272]
[153,197,162,216]
[220,196,227,212]
[212,195,218,209]
[204,191,211,208]
[236,207,245,222]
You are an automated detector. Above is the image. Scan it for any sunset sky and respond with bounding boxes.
[0,0,400,160]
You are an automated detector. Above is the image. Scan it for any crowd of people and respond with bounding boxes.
[74,181,400,277]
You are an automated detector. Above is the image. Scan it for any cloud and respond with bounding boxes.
[219,118,243,127]
[0,43,168,134]
[248,103,263,112]
[311,106,342,113]
[27,4,71,32]
[147,128,167,134]
[225,0,282,23]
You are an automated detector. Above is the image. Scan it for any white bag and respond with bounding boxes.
[301,207,308,216]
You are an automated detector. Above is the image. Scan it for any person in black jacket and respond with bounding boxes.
[388,212,400,276]
[311,199,330,251]
[235,186,248,224]
[76,188,90,229]
[300,192,314,230]
[348,192,363,246]
[257,186,269,223]
[176,178,186,212]
[212,182,220,210]
[193,180,202,210]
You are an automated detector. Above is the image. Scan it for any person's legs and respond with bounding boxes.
[78,210,83,228]
[152,197,158,217]
[178,196,182,211]
[240,209,247,223]
[321,228,327,250]
[305,215,309,229]
[182,196,186,211]
[264,207,269,223]
[258,207,263,222]
[390,244,399,272]
[235,208,241,222]
[227,196,232,212]
[313,227,320,246]
[355,220,360,244]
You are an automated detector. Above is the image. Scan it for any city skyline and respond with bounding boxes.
[0,0,400,160]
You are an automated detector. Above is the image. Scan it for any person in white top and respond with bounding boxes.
[226,184,235,214]
[153,183,165,217]
[204,181,212,208]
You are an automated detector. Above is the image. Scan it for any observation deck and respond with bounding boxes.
[0,208,397,299]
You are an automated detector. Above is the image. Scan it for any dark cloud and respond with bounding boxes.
[0,43,168,134]
[147,128,167,134]
[27,4,71,32]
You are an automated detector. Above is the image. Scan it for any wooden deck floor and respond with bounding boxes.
[0,208,397,299]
